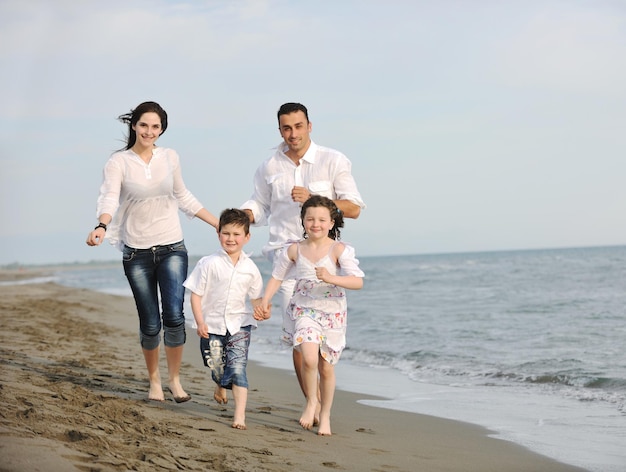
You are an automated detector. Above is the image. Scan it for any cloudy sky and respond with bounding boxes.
[1,0,625,266]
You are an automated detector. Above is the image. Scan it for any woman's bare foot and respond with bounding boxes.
[213,385,228,404]
[148,382,165,402]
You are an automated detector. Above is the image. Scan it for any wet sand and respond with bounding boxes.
[0,279,587,471]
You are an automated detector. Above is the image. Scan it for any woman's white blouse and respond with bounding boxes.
[96,147,203,250]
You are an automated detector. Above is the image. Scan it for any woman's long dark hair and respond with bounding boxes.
[300,195,344,240]
[117,101,168,151]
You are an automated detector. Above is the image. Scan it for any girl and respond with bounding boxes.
[256,195,364,435]
[86,101,218,402]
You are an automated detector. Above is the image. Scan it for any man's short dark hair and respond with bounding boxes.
[277,102,309,123]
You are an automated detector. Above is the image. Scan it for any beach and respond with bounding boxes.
[0,277,588,472]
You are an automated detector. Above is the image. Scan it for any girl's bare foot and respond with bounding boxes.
[314,402,321,426]
[232,421,247,430]
[148,382,165,402]
[299,401,318,430]
[213,385,228,404]
[317,415,332,436]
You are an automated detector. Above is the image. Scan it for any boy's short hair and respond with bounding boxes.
[219,208,251,234]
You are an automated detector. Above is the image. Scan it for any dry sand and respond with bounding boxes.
[0,279,588,471]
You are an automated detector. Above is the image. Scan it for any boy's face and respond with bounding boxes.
[218,223,250,255]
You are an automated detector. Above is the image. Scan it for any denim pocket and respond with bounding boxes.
[122,246,136,262]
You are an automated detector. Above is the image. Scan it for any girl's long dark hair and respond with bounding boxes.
[300,195,344,240]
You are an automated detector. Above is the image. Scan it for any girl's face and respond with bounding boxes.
[132,112,162,148]
[303,206,334,240]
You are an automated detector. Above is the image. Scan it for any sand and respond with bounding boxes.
[0,278,588,472]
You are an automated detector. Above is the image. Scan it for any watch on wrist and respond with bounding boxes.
[94,222,107,231]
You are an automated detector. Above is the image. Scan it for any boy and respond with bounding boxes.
[184,209,267,430]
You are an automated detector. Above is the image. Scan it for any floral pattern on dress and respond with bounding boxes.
[285,243,361,365]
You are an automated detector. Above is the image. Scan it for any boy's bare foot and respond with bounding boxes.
[148,382,165,402]
[213,385,228,404]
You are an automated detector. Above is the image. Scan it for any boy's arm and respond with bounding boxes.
[190,292,209,338]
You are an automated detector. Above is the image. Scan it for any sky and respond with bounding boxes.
[1,0,625,266]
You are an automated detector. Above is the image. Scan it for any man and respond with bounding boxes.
[241,102,366,401]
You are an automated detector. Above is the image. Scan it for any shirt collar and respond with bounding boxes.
[278,140,318,164]
[218,248,252,265]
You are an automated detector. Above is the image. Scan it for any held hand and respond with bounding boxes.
[315,266,332,283]
[253,305,264,321]
[291,186,310,204]
[253,303,271,320]
[86,228,105,246]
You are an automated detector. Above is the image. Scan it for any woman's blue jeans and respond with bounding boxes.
[122,241,188,350]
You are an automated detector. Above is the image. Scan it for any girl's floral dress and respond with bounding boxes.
[274,242,363,365]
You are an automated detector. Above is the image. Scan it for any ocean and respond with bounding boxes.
[7,246,626,471]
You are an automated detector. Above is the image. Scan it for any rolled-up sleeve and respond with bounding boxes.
[332,157,366,210]
[241,163,271,226]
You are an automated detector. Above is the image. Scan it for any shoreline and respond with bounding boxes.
[0,281,587,471]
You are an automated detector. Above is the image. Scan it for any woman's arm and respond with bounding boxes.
[86,213,113,246]
[194,208,219,229]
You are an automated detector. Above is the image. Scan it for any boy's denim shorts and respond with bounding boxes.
[200,326,251,389]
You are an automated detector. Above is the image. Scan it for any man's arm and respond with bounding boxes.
[334,199,361,219]
[243,209,255,224]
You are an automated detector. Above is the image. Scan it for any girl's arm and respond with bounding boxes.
[254,244,296,319]
[314,269,363,290]
[261,277,283,309]
[254,277,281,320]
[315,242,364,290]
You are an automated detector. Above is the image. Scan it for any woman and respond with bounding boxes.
[86,101,218,402]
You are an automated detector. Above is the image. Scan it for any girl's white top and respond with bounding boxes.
[96,147,203,250]
[272,242,364,281]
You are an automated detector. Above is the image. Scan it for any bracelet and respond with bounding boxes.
[94,222,107,231]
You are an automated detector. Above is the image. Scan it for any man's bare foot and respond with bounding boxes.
[148,382,165,402]
[232,423,247,430]
[213,385,228,404]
